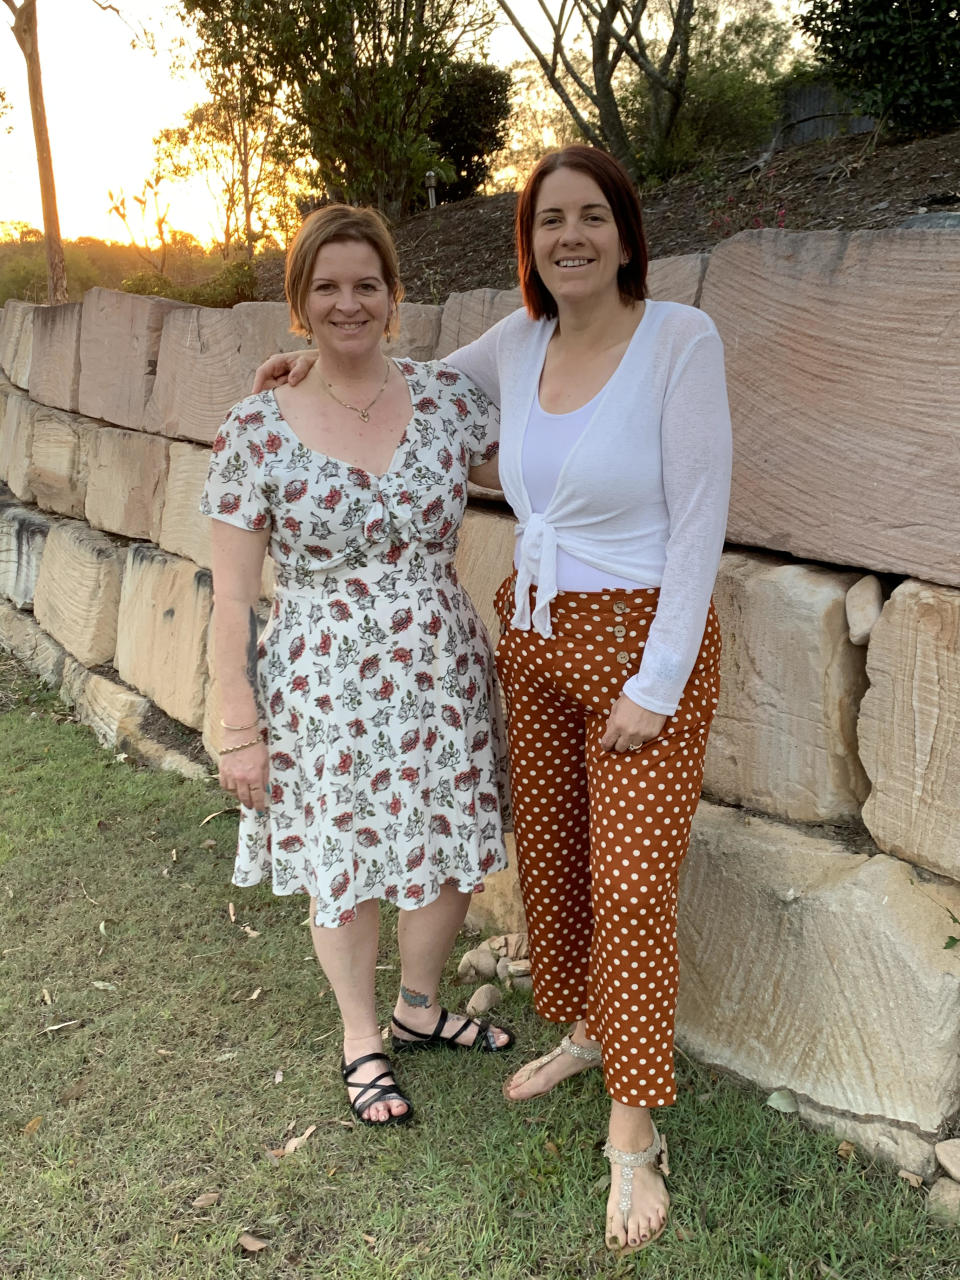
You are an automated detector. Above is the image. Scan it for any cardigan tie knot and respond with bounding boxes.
[512,512,559,638]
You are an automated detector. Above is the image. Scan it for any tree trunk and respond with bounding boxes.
[11,0,68,303]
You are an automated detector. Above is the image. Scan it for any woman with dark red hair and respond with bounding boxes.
[254,145,731,1253]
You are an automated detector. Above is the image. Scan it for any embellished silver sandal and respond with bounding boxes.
[603,1121,671,1254]
[502,1033,601,1101]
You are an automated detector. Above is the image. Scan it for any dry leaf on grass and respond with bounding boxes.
[898,1169,923,1188]
[765,1089,798,1114]
[170,849,177,862]
[200,807,239,827]
[362,1234,376,1245]
[192,1192,221,1208]
[22,1115,42,1136]
[38,1019,81,1036]
[228,902,236,923]
[59,1081,86,1103]
[274,1070,284,1085]
[247,988,263,1002]
[837,1141,856,1161]
[544,1140,559,1156]
[41,988,52,1005]
[156,1047,175,1057]
[201,838,217,850]
[92,981,117,992]
[241,925,260,939]
[283,1124,317,1155]
[238,1232,268,1253]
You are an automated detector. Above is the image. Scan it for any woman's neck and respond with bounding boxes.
[553,294,644,352]
[312,347,389,388]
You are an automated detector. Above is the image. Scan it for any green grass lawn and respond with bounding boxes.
[1,656,956,1279]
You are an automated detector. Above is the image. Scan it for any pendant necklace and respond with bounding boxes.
[324,358,391,423]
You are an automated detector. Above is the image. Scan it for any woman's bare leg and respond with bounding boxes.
[390,884,510,1046]
[309,897,408,1122]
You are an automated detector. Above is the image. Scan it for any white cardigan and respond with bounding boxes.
[450,300,732,715]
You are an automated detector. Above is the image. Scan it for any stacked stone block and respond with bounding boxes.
[1,231,958,1176]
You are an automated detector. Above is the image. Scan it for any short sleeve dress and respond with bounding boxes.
[201,358,510,928]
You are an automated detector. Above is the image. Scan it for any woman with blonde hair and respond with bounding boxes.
[205,204,513,1129]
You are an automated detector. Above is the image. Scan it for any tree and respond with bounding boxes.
[493,0,697,183]
[623,0,793,174]
[181,0,495,218]
[797,0,960,135]
[486,58,588,191]
[154,92,300,258]
[430,61,512,201]
[3,0,67,301]
[3,0,150,303]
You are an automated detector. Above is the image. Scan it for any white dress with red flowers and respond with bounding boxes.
[201,360,510,927]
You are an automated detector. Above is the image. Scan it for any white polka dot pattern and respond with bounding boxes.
[494,574,721,1108]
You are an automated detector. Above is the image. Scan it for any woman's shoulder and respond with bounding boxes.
[221,390,279,430]
[402,357,490,398]
[646,298,720,343]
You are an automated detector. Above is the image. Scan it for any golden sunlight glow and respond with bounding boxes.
[0,0,803,245]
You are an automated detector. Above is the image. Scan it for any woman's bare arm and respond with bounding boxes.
[210,520,271,808]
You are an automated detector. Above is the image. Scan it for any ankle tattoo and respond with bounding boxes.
[400,985,432,1009]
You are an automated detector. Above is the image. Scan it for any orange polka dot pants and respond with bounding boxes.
[493,575,721,1108]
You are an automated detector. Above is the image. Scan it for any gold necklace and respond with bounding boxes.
[323,359,391,423]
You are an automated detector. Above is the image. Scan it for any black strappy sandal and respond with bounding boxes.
[340,1052,414,1127]
[390,1008,515,1054]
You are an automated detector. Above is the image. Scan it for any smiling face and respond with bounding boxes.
[304,238,393,359]
[531,167,626,309]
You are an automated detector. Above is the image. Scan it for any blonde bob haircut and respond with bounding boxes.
[285,204,404,340]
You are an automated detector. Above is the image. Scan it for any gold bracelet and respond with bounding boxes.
[218,738,262,756]
[220,716,259,731]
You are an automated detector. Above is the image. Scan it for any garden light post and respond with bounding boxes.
[425,170,437,210]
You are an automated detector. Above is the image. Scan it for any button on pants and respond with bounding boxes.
[494,575,720,1107]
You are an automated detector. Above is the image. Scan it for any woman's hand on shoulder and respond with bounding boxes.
[252,349,319,393]
[601,696,667,753]
[219,732,270,810]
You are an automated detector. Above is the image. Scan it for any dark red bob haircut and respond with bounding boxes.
[515,144,649,320]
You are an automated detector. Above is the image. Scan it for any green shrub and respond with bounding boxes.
[797,0,960,136]
[121,259,259,308]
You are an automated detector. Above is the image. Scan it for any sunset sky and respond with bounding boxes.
[0,0,555,243]
[1,1,798,244]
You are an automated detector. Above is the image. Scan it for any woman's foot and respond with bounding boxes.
[604,1102,670,1252]
[341,1033,411,1125]
[502,1022,601,1101]
[390,1001,513,1051]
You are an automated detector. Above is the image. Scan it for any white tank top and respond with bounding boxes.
[516,391,650,591]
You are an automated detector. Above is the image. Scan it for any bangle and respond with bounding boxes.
[219,738,262,756]
[220,716,259,731]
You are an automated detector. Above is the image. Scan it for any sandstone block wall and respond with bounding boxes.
[115,545,212,730]
[0,498,51,609]
[2,232,958,1172]
[0,299,36,389]
[28,405,96,518]
[859,580,960,881]
[85,426,169,543]
[0,384,36,502]
[29,302,82,411]
[701,229,960,588]
[704,552,869,821]
[678,803,960,1169]
[33,520,125,666]
[78,288,187,429]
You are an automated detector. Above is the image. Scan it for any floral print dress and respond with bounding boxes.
[201,360,510,927]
